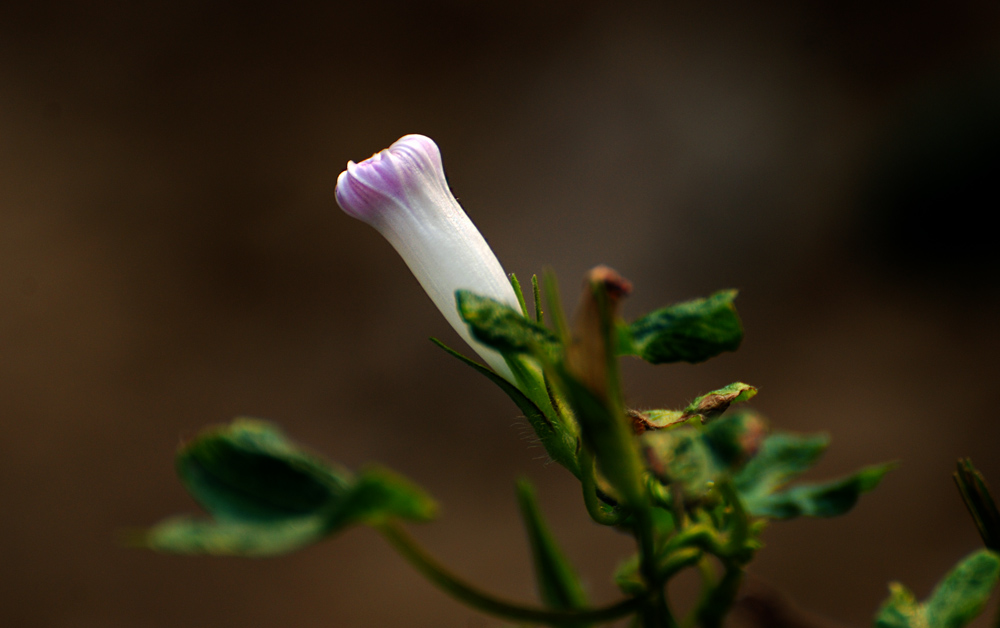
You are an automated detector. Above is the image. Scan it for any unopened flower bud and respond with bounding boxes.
[335,134,520,381]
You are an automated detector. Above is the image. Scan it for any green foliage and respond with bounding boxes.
[140,266,901,627]
[641,410,768,503]
[641,411,892,521]
[733,430,893,519]
[515,479,588,613]
[622,290,743,364]
[954,459,1000,552]
[733,432,829,506]
[174,419,350,523]
[456,290,561,362]
[141,419,436,556]
[875,550,1000,628]
[746,463,895,519]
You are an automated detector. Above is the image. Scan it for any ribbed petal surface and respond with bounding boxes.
[336,134,519,381]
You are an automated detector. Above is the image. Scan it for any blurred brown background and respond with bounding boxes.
[3,1,1000,626]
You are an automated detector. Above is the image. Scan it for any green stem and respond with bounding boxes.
[634,509,679,628]
[694,561,743,628]
[376,521,643,626]
[579,452,625,526]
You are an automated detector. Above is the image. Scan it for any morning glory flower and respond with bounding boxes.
[335,134,520,381]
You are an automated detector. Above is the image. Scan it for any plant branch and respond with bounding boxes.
[376,521,643,626]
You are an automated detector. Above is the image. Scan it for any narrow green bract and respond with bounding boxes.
[515,479,588,614]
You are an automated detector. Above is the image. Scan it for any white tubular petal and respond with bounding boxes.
[335,134,520,381]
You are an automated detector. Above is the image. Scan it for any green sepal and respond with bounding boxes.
[623,290,743,364]
[140,419,436,556]
[745,462,894,519]
[430,338,580,477]
[515,478,588,612]
[875,550,1000,628]
[509,272,530,318]
[456,290,561,362]
[541,269,571,344]
[531,274,544,324]
[682,383,757,423]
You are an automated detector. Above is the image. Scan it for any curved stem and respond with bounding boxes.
[376,521,643,625]
[580,451,626,526]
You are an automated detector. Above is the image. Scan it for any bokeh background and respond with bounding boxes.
[3,1,1000,626]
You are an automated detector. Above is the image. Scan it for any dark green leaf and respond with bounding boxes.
[142,419,436,557]
[731,428,893,520]
[745,462,894,519]
[624,290,743,364]
[733,432,830,503]
[456,290,561,362]
[175,419,350,523]
[875,550,1000,628]
[515,479,588,612]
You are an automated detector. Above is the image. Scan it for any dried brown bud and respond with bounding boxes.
[565,266,632,401]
